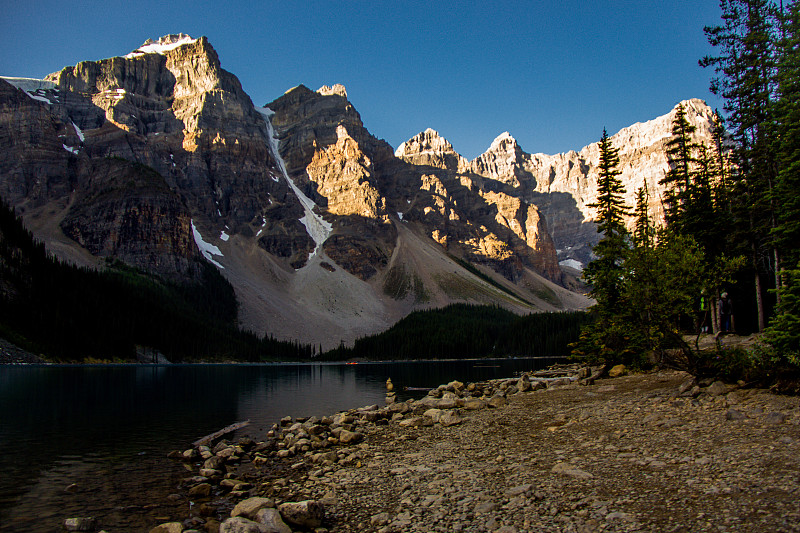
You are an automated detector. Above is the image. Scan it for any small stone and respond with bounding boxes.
[398,416,423,427]
[551,462,593,479]
[338,430,364,445]
[423,408,443,423]
[474,501,499,514]
[64,517,97,532]
[217,447,237,459]
[204,456,225,470]
[487,395,507,408]
[440,410,463,426]
[678,378,696,395]
[437,397,458,409]
[370,512,391,526]
[705,381,729,396]
[725,409,747,421]
[764,412,788,424]
[148,523,183,533]
[463,398,486,410]
[504,484,533,497]
[221,478,246,489]
[608,364,626,378]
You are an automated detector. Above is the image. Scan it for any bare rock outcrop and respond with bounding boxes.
[466,99,718,269]
[45,35,285,229]
[394,129,561,281]
[394,128,468,171]
[397,99,718,271]
[59,158,202,279]
[1,35,310,278]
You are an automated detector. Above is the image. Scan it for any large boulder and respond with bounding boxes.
[337,429,364,445]
[219,516,269,533]
[278,500,325,528]
[231,497,275,520]
[254,508,292,533]
[440,410,463,427]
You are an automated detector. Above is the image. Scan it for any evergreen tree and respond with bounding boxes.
[701,0,781,331]
[661,103,699,227]
[764,263,800,365]
[773,0,800,267]
[572,131,635,366]
[632,185,656,250]
[584,129,629,312]
[764,0,800,364]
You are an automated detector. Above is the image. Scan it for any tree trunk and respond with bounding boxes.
[755,269,766,332]
[711,296,720,334]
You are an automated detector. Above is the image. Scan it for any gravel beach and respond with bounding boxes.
[157,369,800,533]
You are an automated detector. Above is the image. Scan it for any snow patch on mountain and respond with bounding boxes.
[191,220,224,269]
[256,106,332,255]
[1,77,57,92]
[1,78,59,105]
[72,121,85,142]
[559,259,584,272]
[125,34,197,58]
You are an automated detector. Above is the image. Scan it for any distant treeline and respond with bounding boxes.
[0,200,311,362]
[321,304,590,360]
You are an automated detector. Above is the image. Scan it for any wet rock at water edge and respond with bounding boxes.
[149,522,183,533]
[231,497,276,519]
[63,517,97,531]
[188,482,212,498]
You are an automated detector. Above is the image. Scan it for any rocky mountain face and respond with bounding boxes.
[461,99,718,268]
[266,86,561,285]
[0,34,715,348]
[1,35,302,279]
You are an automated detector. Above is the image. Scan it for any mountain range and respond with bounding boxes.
[0,34,718,349]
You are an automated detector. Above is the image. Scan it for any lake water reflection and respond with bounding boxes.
[0,358,560,532]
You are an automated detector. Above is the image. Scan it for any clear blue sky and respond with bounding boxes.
[0,0,724,160]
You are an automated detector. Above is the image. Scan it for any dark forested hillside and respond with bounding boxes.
[0,201,312,362]
[321,304,589,360]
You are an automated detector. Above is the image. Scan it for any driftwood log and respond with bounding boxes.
[192,420,250,447]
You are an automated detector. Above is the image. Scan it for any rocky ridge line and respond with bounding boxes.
[396,98,718,269]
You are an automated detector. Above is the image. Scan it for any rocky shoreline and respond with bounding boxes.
[67,364,799,533]
[0,338,45,364]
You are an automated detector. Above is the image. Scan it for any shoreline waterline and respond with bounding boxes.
[0,357,563,532]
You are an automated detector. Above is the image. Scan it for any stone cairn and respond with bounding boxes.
[152,362,602,533]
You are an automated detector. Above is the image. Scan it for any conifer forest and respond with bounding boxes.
[572,0,800,382]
